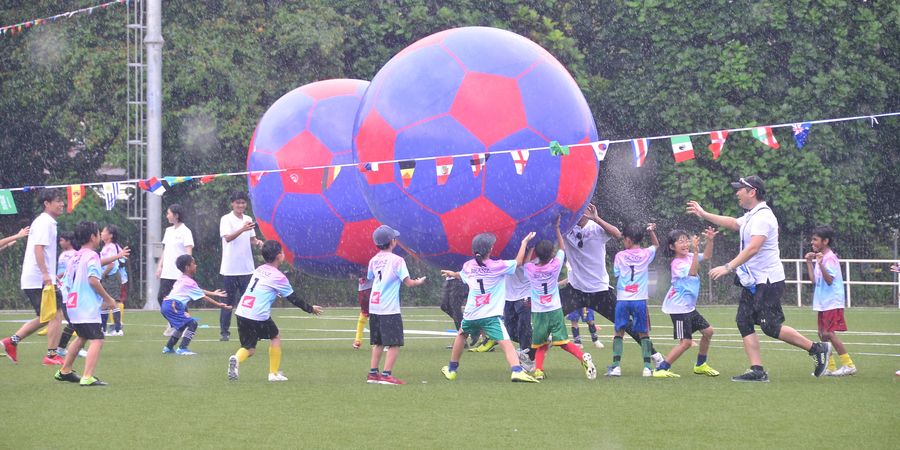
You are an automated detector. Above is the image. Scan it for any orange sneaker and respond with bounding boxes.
[42,354,64,365]
[1,338,17,363]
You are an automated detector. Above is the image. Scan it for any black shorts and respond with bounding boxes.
[735,281,786,337]
[158,278,177,302]
[71,323,104,340]
[23,287,63,316]
[560,285,616,322]
[669,311,710,340]
[369,313,404,347]
[236,316,279,349]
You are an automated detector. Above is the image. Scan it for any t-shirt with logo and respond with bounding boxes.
[662,254,703,314]
[161,224,194,280]
[366,251,409,316]
[613,246,657,301]
[62,248,103,324]
[21,212,58,289]
[57,249,76,281]
[235,264,294,321]
[524,250,565,313]
[164,274,206,309]
[564,221,612,293]
[100,242,121,278]
[813,251,844,311]
[460,259,517,321]
[505,266,531,301]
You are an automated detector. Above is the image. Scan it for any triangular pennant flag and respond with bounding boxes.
[199,174,218,184]
[321,166,342,190]
[511,150,529,175]
[67,185,84,213]
[792,123,811,149]
[163,176,192,187]
[591,141,609,161]
[102,182,120,211]
[631,138,649,167]
[549,140,570,156]
[0,189,17,215]
[138,176,167,196]
[398,160,416,189]
[670,135,695,163]
[470,153,489,176]
[435,157,454,185]
[708,130,728,160]
[751,126,780,149]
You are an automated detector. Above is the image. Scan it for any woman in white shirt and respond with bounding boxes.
[156,204,194,303]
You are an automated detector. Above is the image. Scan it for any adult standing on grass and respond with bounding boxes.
[157,204,193,336]
[2,189,66,365]
[219,191,262,342]
[686,175,831,382]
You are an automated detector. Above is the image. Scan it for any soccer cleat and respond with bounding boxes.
[441,366,457,381]
[605,365,621,377]
[162,346,175,354]
[163,326,176,337]
[1,337,18,363]
[378,375,406,385]
[79,376,108,387]
[510,371,539,383]
[731,368,769,382]
[352,341,361,350]
[582,353,597,380]
[56,347,68,357]
[574,339,583,349]
[811,342,832,377]
[532,368,546,380]
[228,355,239,381]
[38,327,48,336]
[175,348,197,356]
[268,372,289,382]
[642,367,653,377]
[593,339,605,349]
[42,355,64,366]
[651,352,665,366]
[469,339,496,353]
[832,365,857,377]
[55,370,81,383]
[77,349,88,358]
[693,363,720,377]
[652,369,681,378]
[366,373,381,384]
[219,334,230,342]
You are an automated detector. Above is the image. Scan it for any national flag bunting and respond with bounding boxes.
[549,141,570,156]
[163,176,192,187]
[435,157,453,185]
[321,166,341,190]
[792,123,811,149]
[708,130,728,159]
[470,153,489,176]
[138,176,166,196]
[102,182,119,211]
[398,160,415,189]
[591,141,609,161]
[631,138,649,167]
[0,189,16,215]
[67,185,84,212]
[752,126,780,149]
[670,135,695,163]
[511,150,529,175]
[199,174,219,184]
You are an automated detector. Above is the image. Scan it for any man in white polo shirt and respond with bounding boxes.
[687,175,831,382]
[218,191,262,341]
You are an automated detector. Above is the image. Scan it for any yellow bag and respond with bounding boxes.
[39,284,57,323]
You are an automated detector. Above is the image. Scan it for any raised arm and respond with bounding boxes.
[588,203,622,239]
[554,216,565,251]
[804,252,817,282]
[647,223,659,248]
[702,226,716,261]
[688,235,701,277]
[515,232,536,267]
[686,201,739,232]
[100,246,130,266]
[0,227,29,249]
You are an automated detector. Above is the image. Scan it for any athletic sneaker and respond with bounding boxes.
[1,337,17,363]
[652,369,681,378]
[42,355,64,366]
[832,365,857,376]
[220,334,230,342]
[642,367,653,377]
[103,330,114,337]
[582,353,597,380]
[228,355,239,381]
[162,346,175,354]
[510,371,539,383]
[56,347,68,357]
[77,349,88,358]
[366,373,381,384]
[175,348,196,356]
[532,368,546,380]
[55,369,81,383]
[469,340,496,353]
[593,339,604,349]
[574,339,583,349]
[378,375,406,385]
[605,365,621,377]
[441,366,457,381]
[114,330,124,337]
[810,342,832,377]
[731,368,769,382]
[79,376,108,387]
[693,363,720,377]
[352,341,361,350]
[518,353,535,373]
[268,372,289,382]
[651,352,665,366]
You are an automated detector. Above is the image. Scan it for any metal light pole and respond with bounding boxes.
[143,0,163,310]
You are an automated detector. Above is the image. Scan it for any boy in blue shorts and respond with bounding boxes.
[607,222,659,377]
[227,241,323,382]
[161,254,230,355]
[566,308,603,349]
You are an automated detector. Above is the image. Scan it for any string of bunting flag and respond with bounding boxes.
[0,0,128,37]
[0,111,896,215]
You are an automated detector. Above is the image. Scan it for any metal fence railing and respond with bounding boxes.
[782,259,900,308]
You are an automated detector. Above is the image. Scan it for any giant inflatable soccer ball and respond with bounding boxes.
[353,27,599,269]
[247,79,381,278]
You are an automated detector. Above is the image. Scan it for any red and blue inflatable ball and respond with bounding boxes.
[353,27,599,269]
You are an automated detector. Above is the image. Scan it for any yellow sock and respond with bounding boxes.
[839,353,854,368]
[236,347,251,363]
[354,314,368,342]
[827,354,837,372]
[269,346,282,374]
[117,302,125,323]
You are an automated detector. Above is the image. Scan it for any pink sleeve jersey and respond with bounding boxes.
[164,274,206,308]
[525,249,565,313]
[460,258,517,321]
[63,249,104,324]
[235,264,294,321]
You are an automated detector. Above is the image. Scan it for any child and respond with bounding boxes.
[566,308,604,349]
[161,254,230,355]
[99,225,124,336]
[53,221,117,386]
[805,226,856,376]
[525,219,597,381]
[352,275,372,350]
[364,225,426,385]
[504,264,533,368]
[654,227,720,378]
[227,241,323,382]
[607,222,659,377]
[440,232,539,383]
[55,232,87,358]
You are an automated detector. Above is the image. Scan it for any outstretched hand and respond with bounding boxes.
[209,289,227,298]
[686,201,706,219]
[703,226,718,240]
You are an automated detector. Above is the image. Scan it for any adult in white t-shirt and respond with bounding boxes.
[156,204,194,304]
[218,191,262,341]
[688,175,830,382]
[1,189,65,365]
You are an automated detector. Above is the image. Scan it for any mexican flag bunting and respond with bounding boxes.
[670,135,695,163]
